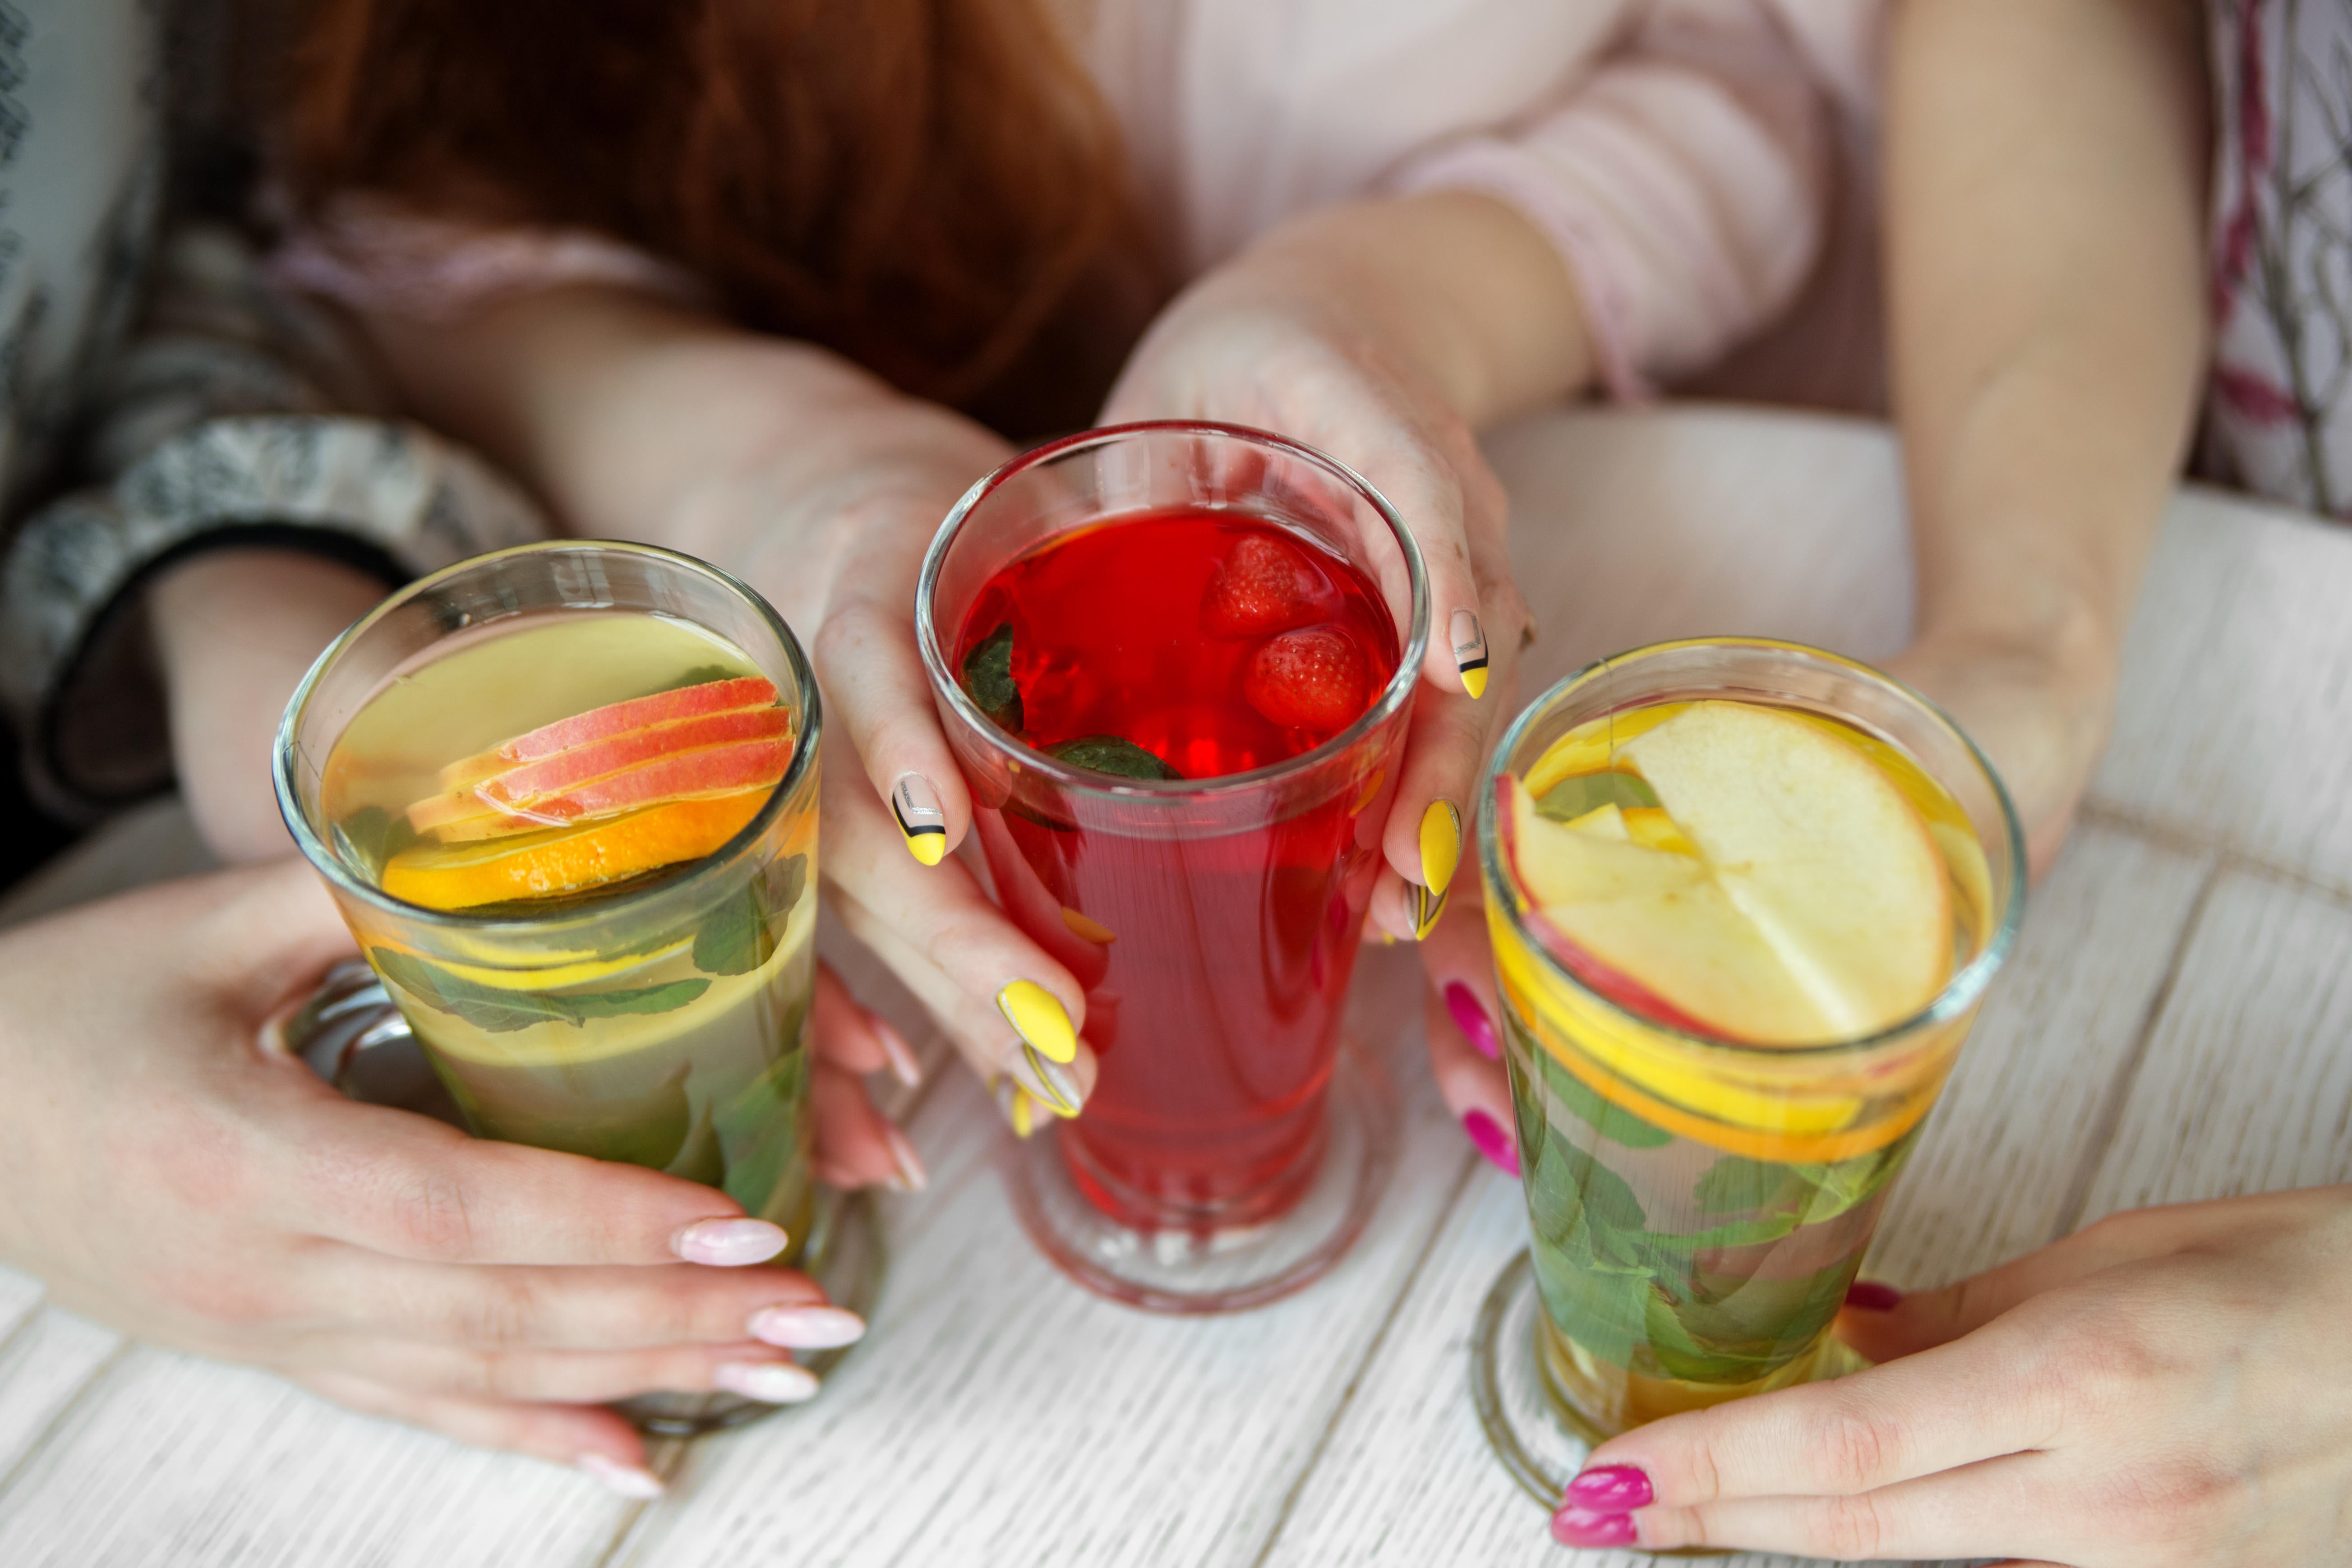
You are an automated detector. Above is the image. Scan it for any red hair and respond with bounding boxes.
[286,0,1139,420]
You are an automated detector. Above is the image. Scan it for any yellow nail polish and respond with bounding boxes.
[1408,881,1448,941]
[1450,608,1490,700]
[993,1076,1040,1139]
[1060,905,1117,945]
[893,775,948,867]
[997,979,1078,1065]
[1420,799,1462,897]
[1021,1044,1083,1116]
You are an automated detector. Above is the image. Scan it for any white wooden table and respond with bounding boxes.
[3,406,2349,1568]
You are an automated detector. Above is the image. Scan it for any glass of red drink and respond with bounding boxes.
[918,421,1429,1313]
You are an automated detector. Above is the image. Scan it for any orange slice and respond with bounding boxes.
[383,789,770,911]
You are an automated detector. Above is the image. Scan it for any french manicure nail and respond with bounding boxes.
[1564,1463,1654,1511]
[577,1453,664,1500]
[1845,1279,1902,1311]
[1443,982,1500,1061]
[712,1360,821,1404]
[1550,1505,1637,1548]
[1020,1043,1083,1116]
[892,773,948,867]
[1463,1108,1519,1176]
[873,1017,922,1088]
[673,1217,789,1267]
[748,1304,867,1350]
[1420,799,1462,896]
[1451,608,1490,700]
[992,1075,1041,1139]
[883,1120,930,1192]
[997,980,1078,1065]
[1406,880,1447,941]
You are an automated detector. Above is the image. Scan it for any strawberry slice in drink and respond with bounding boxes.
[1244,624,1373,733]
[1202,533,1337,639]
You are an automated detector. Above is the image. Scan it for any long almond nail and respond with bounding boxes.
[1406,880,1447,941]
[748,1305,867,1350]
[1019,1044,1083,1117]
[577,1453,664,1500]
[992,1076,1042,1139]
[1845,1279,1902,1311]
[712,1360,821,1404]
[892,774,948,867]
[1420,799,1462,896]
[1550,1505,1637,1548]
[873,1017,922,1088]
[1564,1463,1654,1510]
[1450,608,1489,700]
[883,1121,929,1191]
[673,1217,789,1267]
[1443,982,1500,1061]
[997,980,1077,1065]
[1463,1108,1519,1175]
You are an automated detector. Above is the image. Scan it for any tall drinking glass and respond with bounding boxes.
[276,540,850,1433]
[918,422,1428,1313]
[1468,639,2024,1499]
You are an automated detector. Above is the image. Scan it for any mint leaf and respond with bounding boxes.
[1535,770,1659,822]
[1650,1212,1802,1253]
[693,854,807,976]
[1047,734,1182,781]
[712,991,811,1216]
[1516,1011,1672,1148]
[1789,1127,1920,1223]
[370,947,709,1033]
[962,623,1024,733]
[335,806,419,877]
[1693,1154,1811,1215]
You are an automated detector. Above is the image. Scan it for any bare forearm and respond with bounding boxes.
[1888,0,2209,677]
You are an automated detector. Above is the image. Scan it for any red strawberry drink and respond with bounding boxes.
[923,424,1426,1246]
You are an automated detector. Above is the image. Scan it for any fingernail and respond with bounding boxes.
[992,1075,1042,1139]
[1443,982,1500,1061]
[883,1121,929,1192]
[1550,1505,1637,1548]
[673,1217,789,1267]
[1565,1463,1655,1511]
[1406,880,1447,941]
[1060,904,1117,944]
[1020,1043,1084,1117]
[892,774,948,867]
[1845,1279,1902,1311]
[1462,1108,1518,1175]
[712,1360,821,1404]
[1420,799,1462,896]
[1451,608,1489,700]
[997,979,1078,1065]
[577,1453,664,1500]
[873,1017,922,1088]
[748,1304,867,1350]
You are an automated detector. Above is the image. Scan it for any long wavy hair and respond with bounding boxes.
[284,0,1139,423]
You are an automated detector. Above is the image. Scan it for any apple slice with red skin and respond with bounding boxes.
[409,704,791,834]
[437,676,777,790]
[414,735,795,840]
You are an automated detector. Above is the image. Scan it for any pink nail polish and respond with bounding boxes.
[873,1019,923,1089]
[673,1217,789,1267]
[1443,982,1501,1061]
[1845,1279,1902,1311]
[1564,1463,1654,1510]
[577,1453,664,1500]
[748,1304,867,1350]
[1463,1108,1519,1176]
[1551,1505,1638,1548]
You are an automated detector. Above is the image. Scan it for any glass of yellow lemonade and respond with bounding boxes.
[1468,638,2024,1501]
[276,540,841,1433]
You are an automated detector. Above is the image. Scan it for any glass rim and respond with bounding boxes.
[272,538,822,935]
[1476,636,2029,1061]
[914,419,1432,802]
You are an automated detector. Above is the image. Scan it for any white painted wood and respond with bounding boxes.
[610,944,1472,1568]
[2091,489,2352,894]
[1259,824,2211,1568]
[2076,871,2352,1220]
[0,1311,119,1480]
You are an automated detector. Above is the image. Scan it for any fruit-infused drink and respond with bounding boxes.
[921,423,1427,1311]
[1476,640,2022,1440]
[277,542,824,1425]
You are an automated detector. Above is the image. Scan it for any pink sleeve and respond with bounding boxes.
[268,195,710,323]
[1388,0,1836,400]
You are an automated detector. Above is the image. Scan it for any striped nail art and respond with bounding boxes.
[1451,609,1490,700]
[1407,880,1448,941]
[892,774,948,866]
[992,1076,1041,1139]
[1020,1043,1083,1117]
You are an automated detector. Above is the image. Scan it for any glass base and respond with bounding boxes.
[1470,1252,1865,1548]
[1001,1035,1397,1314]
[282,959,884,1435]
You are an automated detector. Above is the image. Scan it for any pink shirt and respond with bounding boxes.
[277,0,1885,406]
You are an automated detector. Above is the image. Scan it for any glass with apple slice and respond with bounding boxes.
[275,540,864,1434]
[1467,637,2024,1500]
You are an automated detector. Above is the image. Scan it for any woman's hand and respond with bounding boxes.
[1103,192,1590,1142]
[0,860,887,1492]
[1553,1188,2352,1564]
